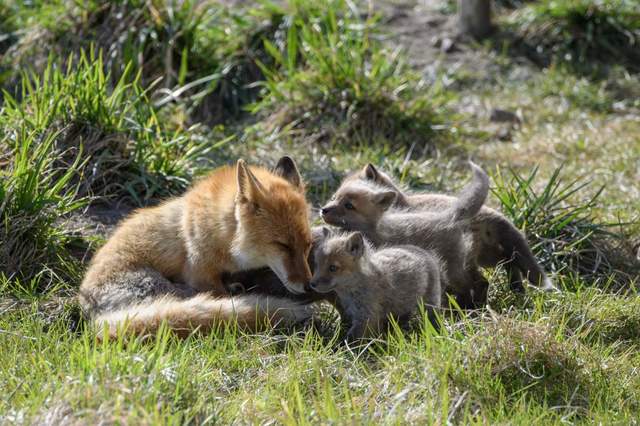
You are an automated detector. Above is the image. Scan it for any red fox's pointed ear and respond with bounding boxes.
[236,159,265,202]
[273,156,304,191]
[362,163,379,181]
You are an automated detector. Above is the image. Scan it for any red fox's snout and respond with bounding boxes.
[285,253,313,291]
[267,251,312,295]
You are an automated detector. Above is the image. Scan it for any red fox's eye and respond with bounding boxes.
[344,201,355,210]
[329,265,338,273]
[275,242,291,252]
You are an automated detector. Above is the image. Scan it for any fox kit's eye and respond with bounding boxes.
[329,264,338,273]
[344,201,355,210]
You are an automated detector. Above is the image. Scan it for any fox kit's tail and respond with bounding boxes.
[449,162,490,223]
[92,293,311,339]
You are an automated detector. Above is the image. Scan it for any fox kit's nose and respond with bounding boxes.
[321,206,332,216]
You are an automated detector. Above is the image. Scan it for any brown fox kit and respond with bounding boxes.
[330,162,556,293]
[322,162,491,308]
[310,228,442,340]
[80,157,315,337]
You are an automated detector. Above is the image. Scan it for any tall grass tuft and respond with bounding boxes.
[250,0,449,149]
[2,51,219,204]
[0,127,86,286]
[492,165,639,289]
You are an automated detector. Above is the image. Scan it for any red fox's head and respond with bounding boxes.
[232,157,313,295]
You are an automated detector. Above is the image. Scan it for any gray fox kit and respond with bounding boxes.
[310,228,442,340]
[322,162,491,308]
[345,162,555,292]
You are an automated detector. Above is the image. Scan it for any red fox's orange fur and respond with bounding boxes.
[79,157,314,338]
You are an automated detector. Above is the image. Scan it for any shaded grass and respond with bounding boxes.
[1,0,284,123]
[505,0,640,75]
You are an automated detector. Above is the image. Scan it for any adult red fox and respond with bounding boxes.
[79,157,314,338]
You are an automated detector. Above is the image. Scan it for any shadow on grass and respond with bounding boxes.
[489,1,640,79]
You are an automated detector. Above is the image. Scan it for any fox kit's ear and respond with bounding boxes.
[374,190,396,210]
[322,226,331,238]
[311,226,327,243]
[274,156,304,191]
[346,232,364,258]
[362,163,379,181]
[236,159,265,203]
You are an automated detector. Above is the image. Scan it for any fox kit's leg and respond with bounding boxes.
[468,266,489,307]
[474,212,554,291]
[507,267,525,292]
[346,320,367,342]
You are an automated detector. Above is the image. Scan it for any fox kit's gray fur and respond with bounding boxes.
[310,229,442,340]
[322,162,490,308]
[329,161,556,293]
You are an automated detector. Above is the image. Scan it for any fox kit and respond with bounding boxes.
[80,157,315,337]
[332,162,555,292]
[310,229,442,340]
[322,162,490,308]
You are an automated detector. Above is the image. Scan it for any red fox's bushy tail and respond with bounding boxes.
[93,293,312,339]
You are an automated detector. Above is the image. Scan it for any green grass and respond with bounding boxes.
[0,128,86,285]
[506,0,640,74]
[2,51,221,203]
[1,0,640,423]
[0,0,284,122]
[2,285,640,423]
[492,165,639,289]
[249,0,452,148]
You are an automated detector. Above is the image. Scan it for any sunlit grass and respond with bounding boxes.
[1,0,639,423]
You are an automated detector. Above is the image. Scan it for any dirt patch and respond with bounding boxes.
[63,205,132,240]
[378,1,510,82]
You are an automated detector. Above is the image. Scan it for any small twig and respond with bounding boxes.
[447,390,468,423]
